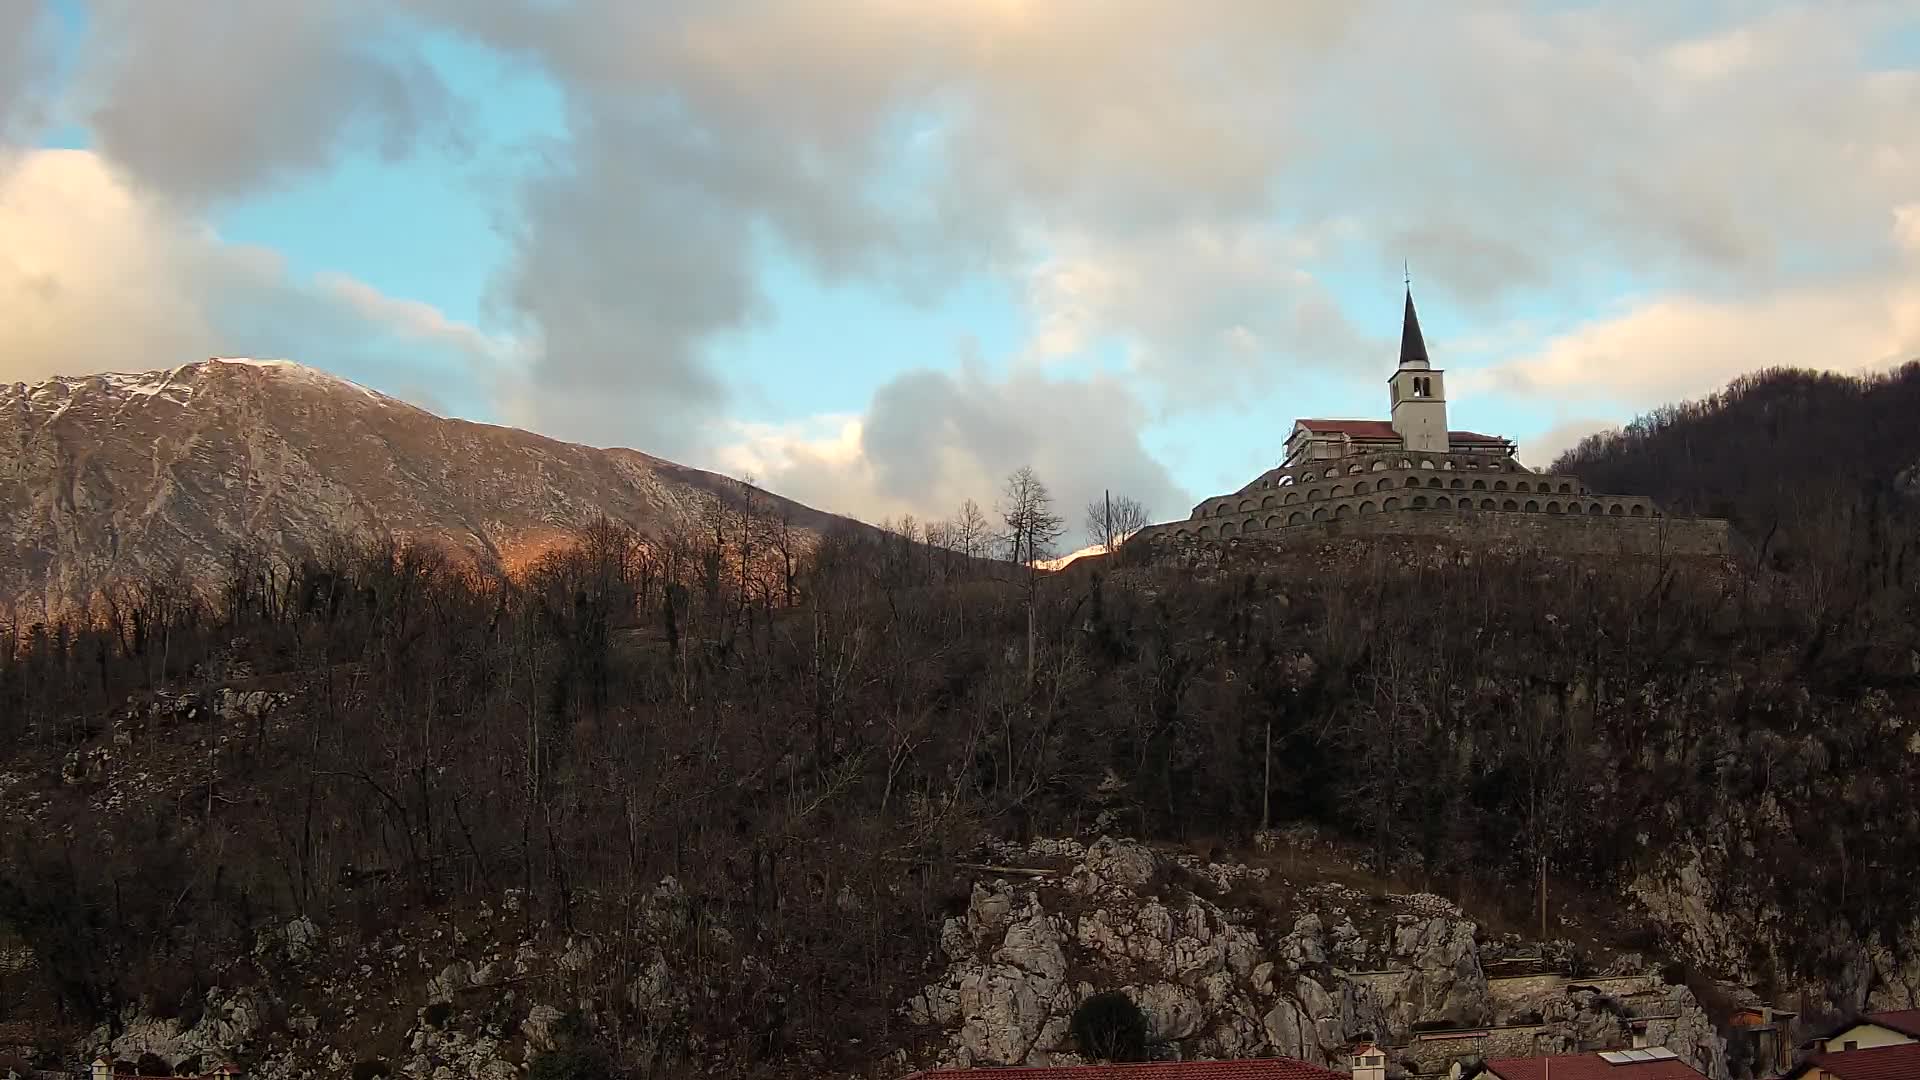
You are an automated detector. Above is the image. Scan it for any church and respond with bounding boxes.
[1131,289,1733,556]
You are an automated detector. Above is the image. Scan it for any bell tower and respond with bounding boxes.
[1388,285,1449,454]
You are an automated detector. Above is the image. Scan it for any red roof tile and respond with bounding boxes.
[1295,419,1400,439]
[1864,1009,1920,1038]
[903,1058,1345,1080]
[1805,1042,1920,1079]
[1448,430,1510,444]
[1486,1054,1707,1080]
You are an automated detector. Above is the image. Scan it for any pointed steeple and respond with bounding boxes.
[1399,286,1430,370]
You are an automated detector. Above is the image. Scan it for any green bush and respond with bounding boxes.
[1070,991,1149,1063]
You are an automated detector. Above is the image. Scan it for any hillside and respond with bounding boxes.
[1,367,1918,1080]
[0,359,851,613]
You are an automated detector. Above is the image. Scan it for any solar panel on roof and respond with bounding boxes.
[1598,1052,1632,1064]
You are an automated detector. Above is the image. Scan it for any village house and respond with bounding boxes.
[901,1053,1349,1080]
[1462,1047,1708,1080]
[1807,1010,1920,1054]
[1785,1041,1920,1080]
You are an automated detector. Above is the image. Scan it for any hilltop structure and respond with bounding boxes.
[1132,289,1732,557]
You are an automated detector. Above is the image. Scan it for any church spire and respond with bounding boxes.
[1399,285,1430,370]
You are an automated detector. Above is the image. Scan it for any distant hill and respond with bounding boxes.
[1554,362,1920,568]
[0,358,855,612]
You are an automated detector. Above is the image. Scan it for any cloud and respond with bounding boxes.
[0,149,509,394]
[78,1,455,203]
[714,365,1191,542]
[0,1,55,143]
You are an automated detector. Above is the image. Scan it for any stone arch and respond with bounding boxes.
[1383,497,1402,511]
[1458,499,1473,512]
[1217,502,1234,516]
[1495,480,1509,491]
[1481,498,1496,510]
[1348,464,1364,475]
[1513,480,1530,492]
[1220,521,1237,536]
[1261,494,1278,509]
[1278,475,1294,486]
[1525,499,1540,512]
[1451,478,1465,489]
[1558,482,1574,494]
[1412,495,1429,508]
[1288,511,1307,526]
[1442,459,1455,470]
[1239,498,1255,512]
[1547,501,1562,514]
[1371,459,1389,471]
[1609,503,1623,516]
[1308,489,1322,501]
[1377,477,1394,490]
[1503,499,1518,511]
[1426,477,1443,489]
[1398,458,1413,469]
[1472,478,1486,490]
[1266,515,1283,529]
[1175,530,1192,540]
[1334,503,1353,519]
[1330,484,1347,497]
[1354,480,1370,495]
[1436,496,1452,509]
[1420,459,1436,470]
[1198,525,1216,539]
[1588,503,1603,515]
[1630,504,1646,517]
[1311,507,1329,522]
[1359,500,1377,515]
[1283,492,1299,505]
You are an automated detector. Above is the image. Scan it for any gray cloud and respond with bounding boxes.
[0,1,55,142]
[81,1,455,203]
[722,364,1191,538]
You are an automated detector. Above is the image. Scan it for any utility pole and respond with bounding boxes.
[1540,855,1549,943]
[1261,719,1273,833]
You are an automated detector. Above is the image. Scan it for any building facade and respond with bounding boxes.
[1132,289,1732,557]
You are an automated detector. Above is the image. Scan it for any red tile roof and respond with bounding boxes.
[1291,419,1509,446]
[1864,1009,1920,1038]
[1804,1042,1920,1079]
[902,1058,1345,1080]
[1486,1054,1707,1080]
[1294,419,1399,439]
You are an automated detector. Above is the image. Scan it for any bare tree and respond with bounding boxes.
[999,467,1063,683]
[953,498,990,561]
[1083,492,1150,554]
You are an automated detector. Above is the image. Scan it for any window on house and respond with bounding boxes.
[1845,1041,1859,1051]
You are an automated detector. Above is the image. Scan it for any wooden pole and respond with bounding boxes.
[1540,855,1549,942]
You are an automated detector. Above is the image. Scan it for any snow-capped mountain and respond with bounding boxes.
[0,358,851,612]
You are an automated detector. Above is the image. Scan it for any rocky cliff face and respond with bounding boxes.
[908,838,1728,1079]
[0,358,846,611]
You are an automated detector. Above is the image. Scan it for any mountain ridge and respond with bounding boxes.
[1,357,854,613]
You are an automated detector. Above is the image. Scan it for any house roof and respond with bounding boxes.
[1448,430,1511,445]
[1863,1009,1920,1038]
[1484,1052,1707,1080]
[901,1058,1345,1080]
[1400,287,1431,369]
[1795,1042,1920,1079]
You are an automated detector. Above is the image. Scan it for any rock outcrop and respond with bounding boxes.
[908,837,1729,1078]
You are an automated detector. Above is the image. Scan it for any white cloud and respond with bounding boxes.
[0,149,510,391]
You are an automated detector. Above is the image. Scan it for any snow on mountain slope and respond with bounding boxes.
[0,358,854,613]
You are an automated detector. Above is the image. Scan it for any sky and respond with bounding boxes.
[3,1,1919,540]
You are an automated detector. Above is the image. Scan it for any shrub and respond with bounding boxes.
[1070,991,1149,1063]
[135,1053,169,1076]
[350,1060,390,1080]
[528,1046,612,1080]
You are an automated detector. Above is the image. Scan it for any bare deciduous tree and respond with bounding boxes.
[1084,492,1150,554]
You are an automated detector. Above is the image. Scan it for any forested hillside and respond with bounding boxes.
[1,368,1918,1077]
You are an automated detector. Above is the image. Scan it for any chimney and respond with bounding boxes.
[91,1059,113,1080]
[1351,1042,1387,1080]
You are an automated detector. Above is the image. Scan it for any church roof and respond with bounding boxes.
[1295,419,1399,439]
[1400,287,1431,369]
[1292,419,1510,446]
